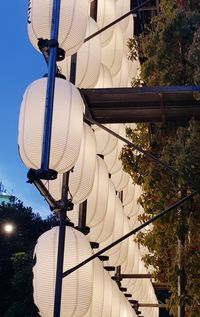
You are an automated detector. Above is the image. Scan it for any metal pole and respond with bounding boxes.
[62,189,200,278]
[53,171,70,317]
[121,274,152,279]
[53,208,67,317]
[40,0,61,174]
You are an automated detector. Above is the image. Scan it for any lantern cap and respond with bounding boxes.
[27,168,58,182]
[38,38,65,62]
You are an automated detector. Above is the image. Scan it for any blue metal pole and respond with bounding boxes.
[40,0,61,177]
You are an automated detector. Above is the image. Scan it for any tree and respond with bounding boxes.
[0,200,56,316]
[122,1,200,316]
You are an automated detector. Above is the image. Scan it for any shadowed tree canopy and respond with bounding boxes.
[122,1,200,316]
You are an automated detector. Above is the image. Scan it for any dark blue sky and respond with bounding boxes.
[0,2,50,217]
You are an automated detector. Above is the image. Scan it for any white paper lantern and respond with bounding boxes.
[28,0,89,55]
[43,123,96,204]
[123,179,135,206]
[87,156,109,226]
[75,17,101,88]
[97,0,116,47]
[101,25,124,76]
[84,259,104,317]
[113,54,129,87]
[99,196,124,256]
[18,78,84,173]
[33,226,93,317]
[111,281,121,317]
[104,124,126,174]
[94,63,113,88]
[94,123,120,156]
[115,0,130,33]
[111,170,130,192]
[69,123,97,204]
[102,270,113,317]
[88,180,116,243]
[108,215,129,267]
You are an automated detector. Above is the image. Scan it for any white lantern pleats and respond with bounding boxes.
[86,156,109,226]
[18,78,84,173]
[28,0,89,56]
[33,227,93,317]
[83,259,104,317]
[101,25,124,77]
[94,123,120,156]
[115,0,130,33]
[113,54,129,88]
[74,17,101,88]
[123,178,136,206]
[99,196,124,257]
[43,123,96,204]
[102,270,113,317]
[88,180,116,243]
[94,63,113,88]
[69,123,96,204]
[107,215,129,267]
[97,0,116,47]
[111,169,130,192]
[104,124,126,174]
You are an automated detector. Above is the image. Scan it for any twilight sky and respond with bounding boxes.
[0,2,51,217]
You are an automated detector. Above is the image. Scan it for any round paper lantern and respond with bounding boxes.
[104,124,126,174]
[101,25,124,76]
[113,54,129,87]
[102,270,113,317]
[69,123,97,204]
[94,123,120,156]
[94,63,113,88]
[97,0,116,47]
[111,281,121,317]
[33,226,93,317]
[119,292,128,317]
[111,169,130,192]
[99,196,124,256]
[75,17,101,88]
[87,156,109,226]
[88,180,116,243]
[108,215,129,267]
[84,259,104,317]
[18,78,84,173]
[115,0,130,33]
[42,123,96,204]
[123,178,135,206]
[28,0,89,56]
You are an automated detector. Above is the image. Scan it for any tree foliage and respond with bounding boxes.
[0,200,55,316]
[123,1,200,316]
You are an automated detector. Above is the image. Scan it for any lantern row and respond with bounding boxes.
[18,0,158,317]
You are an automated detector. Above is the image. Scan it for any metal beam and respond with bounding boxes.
[139,303,167,308]
[81,86,200,123]
[121,274,152,279]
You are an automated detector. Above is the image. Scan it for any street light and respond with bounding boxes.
[4,223,14,234]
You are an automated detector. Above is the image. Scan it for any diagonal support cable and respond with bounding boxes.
[84,116,177,175]
[84,0,152,43]
[62,189,200,278]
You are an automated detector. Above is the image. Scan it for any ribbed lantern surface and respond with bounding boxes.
[18,78,84,173]
[28,0,89,55]
[74,17,101,88]
[87,156,109,226]
[33,227,93,317]
[97,0,116,47]
[88,180,116,243]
